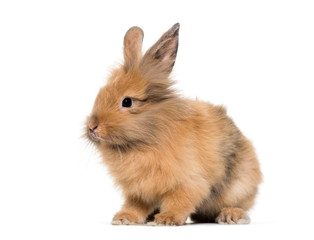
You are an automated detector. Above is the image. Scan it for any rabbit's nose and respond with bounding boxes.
[89,125,98,132]
[88,115,99,132]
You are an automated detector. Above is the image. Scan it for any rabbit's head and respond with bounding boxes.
[86,23,181,151]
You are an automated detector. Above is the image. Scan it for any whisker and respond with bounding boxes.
[80,127,127,163]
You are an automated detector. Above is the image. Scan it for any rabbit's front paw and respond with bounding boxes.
[216,207,250,224]
[148,212,186,226]
[112,211,144,225]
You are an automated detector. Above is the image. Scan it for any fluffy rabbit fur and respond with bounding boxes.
[86,23,262,226]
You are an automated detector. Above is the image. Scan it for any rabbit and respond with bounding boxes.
[85,23,262,226]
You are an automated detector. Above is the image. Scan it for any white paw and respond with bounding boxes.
[111,218,136,225]
[146,221,158,226]
[217,215,250,224]
[216,208,250,225]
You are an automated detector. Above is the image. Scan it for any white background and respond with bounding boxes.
[1,0,313,239]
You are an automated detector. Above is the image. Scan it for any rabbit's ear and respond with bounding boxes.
[123,26,144,71]
[141,23,180,74]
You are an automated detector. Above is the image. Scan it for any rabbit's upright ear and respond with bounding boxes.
[123,26,144,71]
[141,23,180,75]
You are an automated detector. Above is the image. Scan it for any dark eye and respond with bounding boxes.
[122,97,133,108]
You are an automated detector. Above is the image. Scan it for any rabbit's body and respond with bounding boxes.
[86,23,262,225]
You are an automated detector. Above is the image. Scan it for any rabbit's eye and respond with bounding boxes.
[122,97,133,108]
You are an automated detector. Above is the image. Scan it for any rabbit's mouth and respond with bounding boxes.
[87,129,103,144]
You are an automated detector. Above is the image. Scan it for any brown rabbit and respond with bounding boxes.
[86,23,262,226]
